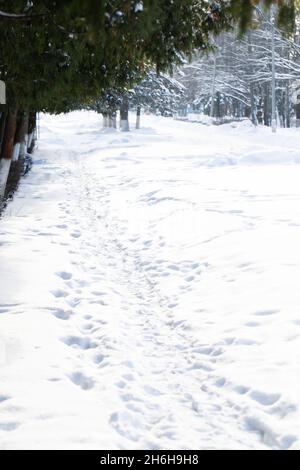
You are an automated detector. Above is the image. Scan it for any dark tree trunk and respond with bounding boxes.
[13,111,29,161]
[295,103,300,128]
[215,92,221,119]
[285,84,290,128]
[1,110,18,160]
[0,109,18,198]
[0,110,7,152]
[245,106,251,118]
[15,112,29,145]
[28,111,36,134]
[27,111,36,153]
[19,112,29,158]
[120,97,129,131]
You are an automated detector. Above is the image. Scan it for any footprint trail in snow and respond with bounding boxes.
[0,112,300,449]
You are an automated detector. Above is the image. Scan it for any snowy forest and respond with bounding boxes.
[1,0,300,455]
[0,0,297,200]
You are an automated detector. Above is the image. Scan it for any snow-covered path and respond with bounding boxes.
[1,112,300,449]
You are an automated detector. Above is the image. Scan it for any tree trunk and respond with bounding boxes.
[285,82,291,128]
[250,83,257,125]
[27,112,36,153]
[247,32,257,126]
[136,106,141,129]
[295,103,300,128]
[102,113,108,128]
[215,92,221,120]
[120,97,129,131]
[108,112,116,129]
[271,7,276,133]
[13,111,28,161]
[0,109,18,199]
[210,53,217,118]
[19,112,29,158]
[0,110,7,152]
[263,84,270,126]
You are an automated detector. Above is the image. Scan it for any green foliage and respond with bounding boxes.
[0,1,295,114]
[228,1,294,32]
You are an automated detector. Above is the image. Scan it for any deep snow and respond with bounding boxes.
[1,111,300,449]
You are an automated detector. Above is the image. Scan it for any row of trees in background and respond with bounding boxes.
[88,3,300,133]
[89,70,185,131]
[0,1,296,201]
[0,0,235,200]
[0,110,36,200]
[175,4,300,130]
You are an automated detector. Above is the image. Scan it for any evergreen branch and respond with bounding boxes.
[0,10,47,20]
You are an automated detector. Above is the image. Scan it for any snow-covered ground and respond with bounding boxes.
[1,111,300,450]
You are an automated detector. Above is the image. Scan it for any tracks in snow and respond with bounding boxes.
[2,115,297,449]
[52,149,270,450]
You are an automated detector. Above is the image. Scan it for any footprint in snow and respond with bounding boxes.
[0,421,20,431]
[91,291,107,297]
[50,289,69,298]
[69,371,95,390]
[245,321,261,327]
[71,231,81,239]
[253,309,280,316]
[93,353,105,365]
[46,307,72,320]
[56,271,72,281]
[61,335,97,350]
[250,390,281,406]
[110,410,144,441]
[234,385,250,395]
[143,385,162,396]
[167,264,180,271]
[66,297,81,308]
[81,322,94,331]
